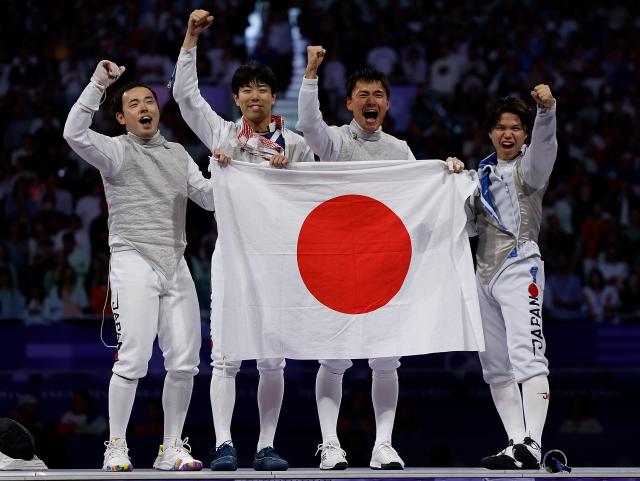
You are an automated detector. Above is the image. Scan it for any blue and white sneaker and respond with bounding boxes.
[210,441,238,471]
[253,446,289,471]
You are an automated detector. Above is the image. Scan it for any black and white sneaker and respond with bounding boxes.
[513,437,541,469]
[481,440,520,469]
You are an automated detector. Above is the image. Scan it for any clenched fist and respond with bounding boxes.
[188,9,214,37]
[305,46,326,79]
[91,60,125,88]
[531,84,554,109]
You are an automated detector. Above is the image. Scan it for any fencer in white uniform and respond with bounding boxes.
[298,46,464,471]
[172,10,313,472]
[471,85,557,470]
[63,60,214,472]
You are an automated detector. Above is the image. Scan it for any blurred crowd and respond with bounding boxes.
[1,0,639,324]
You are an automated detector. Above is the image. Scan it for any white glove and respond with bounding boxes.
[90,60,125,88]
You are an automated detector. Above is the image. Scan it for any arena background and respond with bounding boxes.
[0,0,638,469]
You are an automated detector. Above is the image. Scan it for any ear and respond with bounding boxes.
[346,97,353,112]
[115,112,126,126]
[271,93,276,105]
[233,93,240,107]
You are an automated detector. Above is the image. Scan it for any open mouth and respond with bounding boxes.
[363,110,378,120]
[501,141,514,149]
[139,115,152,125]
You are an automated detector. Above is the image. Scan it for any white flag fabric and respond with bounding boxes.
[210,159,484,361]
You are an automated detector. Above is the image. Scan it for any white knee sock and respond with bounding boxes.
[521,374,549,445]
[256,368,284,451]
[489,379,526,443]
[162,371,194,444]
[108,374,138,439]
[372,369,398,446]
[210,372,236,446]
[315,365,343,445]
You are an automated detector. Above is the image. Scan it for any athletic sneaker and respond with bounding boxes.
[153,437,203,471]
[315,441,348,470]
[210,441,238,471]
[369,442,404,470]
[482,439,536,470]
[253,446,289,471]
[513,437,541,469]
[102,438,132,472]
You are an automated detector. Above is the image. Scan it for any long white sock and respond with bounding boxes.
[256,368,284,451]
[162,371,194,444]
[210,372,236,446]
[489,379,526,443]
[108,374,138,439]
[315,365,343,445]
[372,369,398,446]
[521,374,550,445]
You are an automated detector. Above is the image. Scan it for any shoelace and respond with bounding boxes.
[211,440,234,457]
[524,438,541,451]
[374,441,399,459]
[168,437,193,455]
[316,443,346,459]
[104,441,129,459]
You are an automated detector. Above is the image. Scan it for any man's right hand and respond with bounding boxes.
[183,9,214,48]
[213,148,231,167]
[305,46,326,79]
[90,60,125,88]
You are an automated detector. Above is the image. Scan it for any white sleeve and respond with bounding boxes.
[62,82,124,177]
[407,145,416,161]
[187,155,215,211]
[296,77,342,162]
[521,102,558,190]
[172,47,233,153]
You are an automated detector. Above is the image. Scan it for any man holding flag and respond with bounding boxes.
[297,46,465,470]
[172,9,313,472]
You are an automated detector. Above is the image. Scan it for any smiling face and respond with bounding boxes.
[347,80,390,133]
[233,81,276,132]
[115,86,159,139]
[489,112,528,160]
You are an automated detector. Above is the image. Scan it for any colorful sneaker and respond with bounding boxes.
[369,442,404,470]
[210,441,238,471]
[102,438,133,472]
[153,437,202,471]
[253,446,289,471]
[316,441,348,470]
[513,437,542,469]
[481,440,520,469]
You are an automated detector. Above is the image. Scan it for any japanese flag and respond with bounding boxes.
[210,159,484,361]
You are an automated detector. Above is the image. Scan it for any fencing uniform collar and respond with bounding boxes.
[348,119,382,141]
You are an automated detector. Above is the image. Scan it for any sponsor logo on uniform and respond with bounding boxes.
[539,392,551,400]
[528,266,544,355]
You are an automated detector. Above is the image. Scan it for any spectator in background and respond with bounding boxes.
[0,266,25,320]
[619,272,640,323]
[545,254,584,322]
[43,264,88,322]
[57,389,107,437]
[583,268,620,324]
[596,244,628,290]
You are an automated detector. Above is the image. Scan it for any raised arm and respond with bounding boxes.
[173,9,233,153]
[521,84,557,190]
[63,61,126,177]
[296,46,343,162]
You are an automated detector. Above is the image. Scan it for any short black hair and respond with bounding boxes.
[345,67,390,99]
[111,81,158,116]
[231,63,278,95]
[485,96,533,133]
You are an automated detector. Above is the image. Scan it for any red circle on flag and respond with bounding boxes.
[297,195,412,314]
[528,283,539,297]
